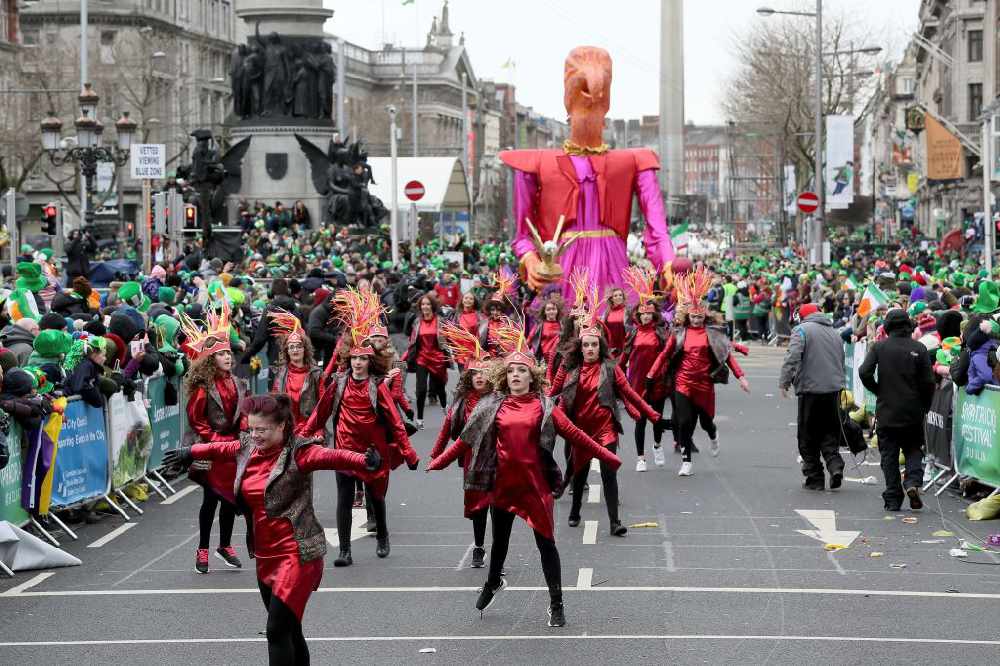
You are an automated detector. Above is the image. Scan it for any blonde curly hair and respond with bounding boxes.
[487,358,548,394]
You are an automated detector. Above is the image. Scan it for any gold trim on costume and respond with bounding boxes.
[562,229,617,240]
[562,139,610,156]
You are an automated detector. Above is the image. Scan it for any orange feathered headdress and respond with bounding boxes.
[493,315,536,368]
[622,265,658,314]
[441,321,491,371]
[268,308,305,345]
[568,267,603,339]
[178,300,232,360]
[487,267,518,307]
[676,267,713,314]
[332,286,387,356]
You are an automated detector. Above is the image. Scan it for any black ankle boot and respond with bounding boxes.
[334,548,352,567]
[376,536,390,558]
[471,546,486,568]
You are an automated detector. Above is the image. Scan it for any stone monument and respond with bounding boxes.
[229,0,338,229]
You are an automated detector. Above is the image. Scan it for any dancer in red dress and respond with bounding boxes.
[301,291,419,566]
[429,322,620,627]
[621,266,670,471]
[180,303,249,574]
[528,295,565,382]
[478,269,517,356]
[269,310,322,427]
[166,394,380,666]
[647,268,750,476]
[454,291,485,342]
[603,287,628,358]
[403,292,450,429]
[429,322,494,569]
[548,269,664,536]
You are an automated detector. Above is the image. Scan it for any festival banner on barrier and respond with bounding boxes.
[145,375,182,470]
[0,423,29,526]
[50,400,110,507]
[107,393,153,489]
[926,382,953,467]
[953,387,1000,488]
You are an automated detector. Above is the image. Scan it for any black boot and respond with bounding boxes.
[609,521,627,537]
[471,546,486,568]
[547,584,565,627]
[376,536,390,558]
[334,548,352,567]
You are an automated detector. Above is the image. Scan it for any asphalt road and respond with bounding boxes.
[2,347,1000,665]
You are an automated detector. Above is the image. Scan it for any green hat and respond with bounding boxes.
[224,286,245,306]
[972,280,1000,314]
[15,262,46,292]
[118,281,151,312]
[19,244,33,254]
[908,301,928,317]
[39,248,53,260]
[157,286,176,305]
[154,314,180,354]
[33,329,72,357]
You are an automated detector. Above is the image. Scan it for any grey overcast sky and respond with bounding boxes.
[324,0,922,124]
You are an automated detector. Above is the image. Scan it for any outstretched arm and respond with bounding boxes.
[553,405,621,470]
[294,444,368,473]
[191,440,242,461]
[636,168,675,269]
[379,383,419,466]
[547,366,567,398]
[613,366,660,421]
[427,438,471,471]
[429,410,454,460]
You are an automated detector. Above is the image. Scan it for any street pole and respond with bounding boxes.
[141,179,151,274]
[983,120,993,273]
[461,72,469,182]
[409,202,418,264]
[53,202,64,262]
[412,61,419,157]
[5,189,17,278]
[813,0,824,265]
[389,106,399,265]
[80,0,88,87]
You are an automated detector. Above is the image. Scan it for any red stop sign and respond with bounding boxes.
[404,180,425,202]
[797,191,819,214]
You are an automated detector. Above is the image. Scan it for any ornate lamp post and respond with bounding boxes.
[39,83,137,229]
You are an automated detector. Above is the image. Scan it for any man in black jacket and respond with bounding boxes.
[859,309,935,511]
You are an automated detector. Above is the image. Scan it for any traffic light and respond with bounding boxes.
[42,203,58,236]
[184,203,198,230]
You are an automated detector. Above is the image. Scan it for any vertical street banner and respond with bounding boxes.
[107,393,153,489]
[925,382,953,467]
[953,387,1000,488]
[925,113,964,181]
[0,424,29,526]
[50,400,110,507]
[826,115,855,210]
[784,165,797,215]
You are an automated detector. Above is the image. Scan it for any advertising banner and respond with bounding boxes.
[925,382,953,467]
[145,376,182,470]
[0,424,29,526]
[784,164,797,215]
[953,387,1000,488]
[107,393,153,489]
[925,113,964,181]
[50,400,110,507]
[825,115,855,210]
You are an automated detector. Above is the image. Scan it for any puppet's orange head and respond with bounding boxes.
[564,47,612,130]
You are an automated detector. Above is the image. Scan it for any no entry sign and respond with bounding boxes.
[404,180,425,202]
[797,191,819,214]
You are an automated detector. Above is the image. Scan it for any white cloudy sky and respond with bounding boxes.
[324,0,922,124]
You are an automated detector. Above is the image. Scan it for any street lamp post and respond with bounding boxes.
[39,83,136,232]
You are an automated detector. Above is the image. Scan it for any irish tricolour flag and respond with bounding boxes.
[856,284,889,317]
[671,221,689,253]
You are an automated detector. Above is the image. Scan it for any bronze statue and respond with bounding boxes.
[296,134,387,228]
[177,130,252,239]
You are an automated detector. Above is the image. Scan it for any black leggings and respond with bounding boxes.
[335,472,386,549]
[415,365,447,419]
[470,507,489,548]
[634,397,667,456]
[674,392,716,462]
[198,487,235,550]
[486,507,562,603]
[569,443,620,524]
[258,579,309,666]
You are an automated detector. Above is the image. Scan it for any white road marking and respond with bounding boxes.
[160,484,198,505]
[662,542,676,572]
[582,520,598,544]
[113,533,198,588]
[454,544,474,571]
[0,572,54,596]
[590,459,600,473]
[324,509,369,546]
[576,567,593,589]
[87,523,137,549]
[2,634,1000,647]
[587,483,601,504]
[794,509,860,547]
[11,585,1000,600]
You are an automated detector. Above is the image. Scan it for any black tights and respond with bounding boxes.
[470,507,488,548]
[336,472,386,549]
[198,488,235,550]
[258,579,309,666]
[634,397,666,456]
[486,507,562,603]
[415,365,447,419]
[569,444,620,524]
[674,392,716,462]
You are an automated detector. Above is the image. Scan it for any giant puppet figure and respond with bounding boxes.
[500,46,674,299]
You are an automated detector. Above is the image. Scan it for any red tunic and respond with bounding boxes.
[283,364,309,424]
[186,375,240,502]
[430,392,489,518]
[385,370,412,416]
[626,324,661,393]
[191,441,366,622]
[647,328,745,418]
[458,310,481,337]
[415,316,448,383]
[539,320,561,366]
[485,318,504,355]
[605,306,626,354]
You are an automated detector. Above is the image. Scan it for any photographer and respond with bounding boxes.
[66,229,97,281]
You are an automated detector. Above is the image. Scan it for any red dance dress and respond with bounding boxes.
[604,306,626,356]
[648,328,745,418]
[625,323,661,394]
[191,441,366,621]
[283,364,309,424]
[538,320,561,366]
[186,375,240,503]
[485,317,504,355]
[416,317,449,384]
[458,310,481,338]
[429,391,488,518]
[428,393,620,541]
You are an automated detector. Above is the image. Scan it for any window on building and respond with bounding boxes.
[969,29,983,62]
[22,28,38,46]
[970,82,984,121]
[100,31,116,65]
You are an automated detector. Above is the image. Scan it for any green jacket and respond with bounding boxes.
[733,293,752,320]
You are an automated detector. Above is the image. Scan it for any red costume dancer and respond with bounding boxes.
[603,287,628,358]
[429,321,620,628]
[403,292,450,428]
[269,310,322,427]
[646,269,751,476]
[548,271,662,536]
[478,268,517,356]
[167,395,380,666]
[500,46,673,301]
[180,302,249,574]
[301,291,419,566]
[528,295,565,381]
[454,291,485,343]
[429,322,495,569]
[621,266,670,471]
